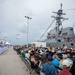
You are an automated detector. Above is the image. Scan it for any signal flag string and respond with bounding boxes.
[39,19,55,40]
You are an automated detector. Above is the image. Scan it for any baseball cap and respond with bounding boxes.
[62,59,70,67]
[47,56,53,61]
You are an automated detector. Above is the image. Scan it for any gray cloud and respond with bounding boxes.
[0,0,75,45]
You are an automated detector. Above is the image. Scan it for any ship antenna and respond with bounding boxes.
[61,3,62,10]
[52,3,68,36]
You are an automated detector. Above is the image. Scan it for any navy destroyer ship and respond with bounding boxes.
[45,3,75,48]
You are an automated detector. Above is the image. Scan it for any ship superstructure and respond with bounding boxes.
[45,3,75,48]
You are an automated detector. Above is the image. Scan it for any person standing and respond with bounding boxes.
[52,54,60,73]
[70,55,75,75]
[58,59,72,75]
[41,56,57,75]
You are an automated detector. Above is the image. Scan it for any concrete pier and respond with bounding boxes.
[0,47,30,75]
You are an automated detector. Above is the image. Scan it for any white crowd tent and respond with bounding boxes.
[5,42,10,45]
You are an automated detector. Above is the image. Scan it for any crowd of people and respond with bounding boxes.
[13,46,75,75]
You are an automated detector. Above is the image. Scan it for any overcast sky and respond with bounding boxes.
[0,0,75,45]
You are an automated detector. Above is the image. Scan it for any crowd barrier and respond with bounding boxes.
[0,46,9,54]
[20,56,39,75]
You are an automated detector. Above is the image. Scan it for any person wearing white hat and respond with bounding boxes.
[58,59,72,75]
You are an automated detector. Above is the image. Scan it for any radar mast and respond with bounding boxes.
[52,3,68,36]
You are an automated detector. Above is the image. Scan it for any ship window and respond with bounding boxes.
[58,39,61,42]
[47,36,49,39]
[48,33,50,35]
[70,28,73,31]
[47,36,51,39]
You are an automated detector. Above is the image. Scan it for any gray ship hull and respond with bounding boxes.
[46,42,75,48]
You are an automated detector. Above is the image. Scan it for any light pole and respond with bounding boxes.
[25,16,32,48]
[16,34,20,45]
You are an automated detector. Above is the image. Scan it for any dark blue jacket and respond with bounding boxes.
[41,63,57,75]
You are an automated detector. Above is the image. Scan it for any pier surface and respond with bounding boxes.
[0,47,30,75]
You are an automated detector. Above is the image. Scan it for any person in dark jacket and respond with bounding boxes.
[41,56,57,75]
[70,55,75,75]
